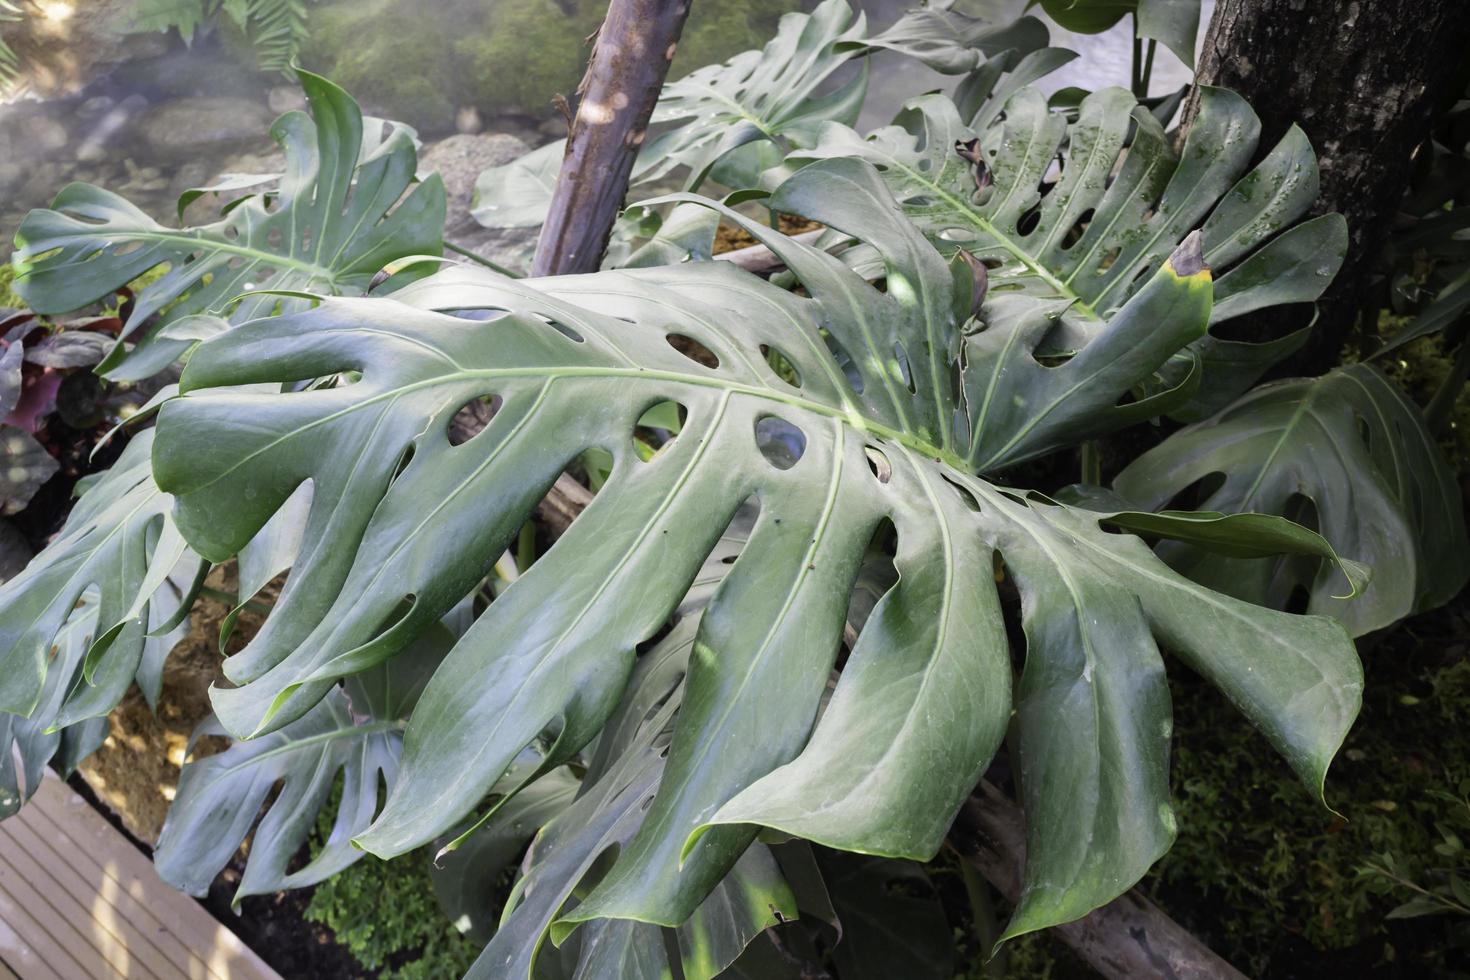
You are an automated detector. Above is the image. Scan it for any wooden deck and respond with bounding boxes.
[0,772,279,980]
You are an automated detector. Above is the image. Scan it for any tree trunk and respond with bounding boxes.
[531,0,692,277]
[953,783,1249,980]
[1185,0,1470,373]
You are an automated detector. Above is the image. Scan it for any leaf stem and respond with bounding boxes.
[1080,440,1102,485]
[961,858,1007,977]
[1131,18,1143,96]
[446,241,523,278]
[199,585,272,616]
[1140,39,1157,97]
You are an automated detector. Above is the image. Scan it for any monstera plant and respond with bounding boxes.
[144,152,1369,967]
[0,4,1465,978]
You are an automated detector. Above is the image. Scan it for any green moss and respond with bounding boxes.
[1146,625,1470,977]
[0,263,22,309]
[304,848,478,979]
[300,0,462,131]
[453,0,604,118]
[301,0,810,131]
[302,785,478,979]
[671,0,806,77]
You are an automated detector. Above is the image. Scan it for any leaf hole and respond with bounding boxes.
[839,518,899,663]
[892,343,916,394]
[1015,206,1042,237]
[667,333,719,368]
[1163,471,1226,511]
[941,474,982,512]
[447,394,504,446]
[819,329,864,394]
[534,314,585,343]
[864,445,891,484]
[754,415,806,470]
[634,400,685,462]
[1061,208,1095,249]
[759,344,802,388]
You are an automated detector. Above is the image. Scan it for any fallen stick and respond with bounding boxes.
[952,781,1249,980]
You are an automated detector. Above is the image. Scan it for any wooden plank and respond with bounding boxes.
[0,857,123,978]
[4,817,181,979]
[1,774,279,980]
[10,804,206,979]
[0,883,67,980]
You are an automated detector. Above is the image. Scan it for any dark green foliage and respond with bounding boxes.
[1149,606,1470,977]
[304,798,480,980]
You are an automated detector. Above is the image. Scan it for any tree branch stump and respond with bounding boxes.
[531,0,693,277]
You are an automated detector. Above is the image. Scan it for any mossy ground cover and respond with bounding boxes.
[1149,595,1470,978]
[934,593,1470,979]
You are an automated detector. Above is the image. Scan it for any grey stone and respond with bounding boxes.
[139,97,276,160]
[268,85,307,115]
[417,132,530,238]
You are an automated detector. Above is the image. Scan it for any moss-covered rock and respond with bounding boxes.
[299,0,814,134]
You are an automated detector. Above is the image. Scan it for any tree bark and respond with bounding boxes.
[952,783,1249,980]
[1185,0,1470,374]
[531,0,693,277]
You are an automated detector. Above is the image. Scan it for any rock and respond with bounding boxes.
[267,85,306,114]
[139,96,275,160]
[455,104,483,134]
[0,105,69,156]
[74,93,148,162]
[417,131,530,237]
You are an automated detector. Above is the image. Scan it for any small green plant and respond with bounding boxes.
[123,0,315,74]
[305,850,480,979]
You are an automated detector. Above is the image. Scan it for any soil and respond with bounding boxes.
[203,871,371,980]
[712,213,823,254]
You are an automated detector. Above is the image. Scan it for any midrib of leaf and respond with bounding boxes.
[885,155,1099,318]
[1239,386,1318,508]
[87,230,341,286]
[215,719,401,777]
[758,446,961,823]
[1005,499,1105,899]
[671,415,846,819]
[1336,370,1411,510]
[180,362,968,498]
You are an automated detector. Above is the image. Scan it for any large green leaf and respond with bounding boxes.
[790,84,1348,421]
[0,602,108,818]
[0,430,204,719]
[465,556,799,980]
[1114,364,1470,635]
[1039,0,1201,67]
[151,154,1360,953]
[154,619,450,904]
[12,70,444,381]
